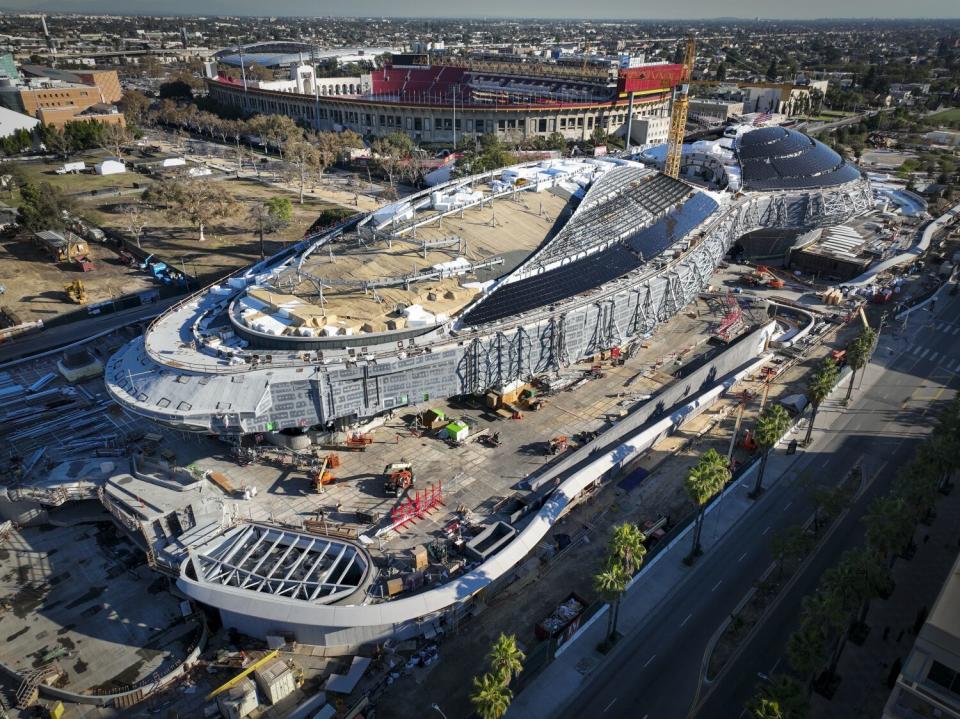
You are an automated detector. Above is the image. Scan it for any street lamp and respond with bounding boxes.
[431,704,448,719]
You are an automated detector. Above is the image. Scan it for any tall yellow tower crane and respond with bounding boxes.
[664,36,696,179]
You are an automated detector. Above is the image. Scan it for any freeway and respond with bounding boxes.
[556,293,959,719]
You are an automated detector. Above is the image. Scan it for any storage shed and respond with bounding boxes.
[253,657,297,705]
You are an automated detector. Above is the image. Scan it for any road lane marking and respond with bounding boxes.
[762,526,771,535]
[930,352,940,362]
[712,580,723,592]
[737,551,748,562]
[783,501,792,510]
[603,699,617,712]
[681,613,692,627]
[921,348,931,359]
[643,654,656,668]
[912,345,924,355]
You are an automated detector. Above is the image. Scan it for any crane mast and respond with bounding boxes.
[665,36,696,179]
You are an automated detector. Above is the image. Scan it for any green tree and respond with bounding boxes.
[803,358,839,445]
[470,672,512,719]
[595,522,647,647]
[684,448,730,563]
[864,494,913,567]
[747,674,809,719]
[146,177,235,242]
[844,327,876,401]
[488,633,525,685]
[17,181,74,232]
[770,525,813,579]
[751,404,792,498]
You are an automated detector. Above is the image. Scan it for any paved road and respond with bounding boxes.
[0,296,178,366]
[556,296,958,719]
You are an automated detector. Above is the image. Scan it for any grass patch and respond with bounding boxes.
[928,108,960,125]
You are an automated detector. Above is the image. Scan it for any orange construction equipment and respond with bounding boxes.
[738,429,758,452]
[345,433,373,449]
[548,435,569,455]
[310,454,337,491]
[384,462,415,497]
[754,265,786,289]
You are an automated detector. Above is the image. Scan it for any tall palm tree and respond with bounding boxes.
[610,522,647,577]
[749,698,785,719]
[595,561,628,647]
[488,633,525,686]
[803,358,839,445]
[748,674,810,719]
[864,494,914,567]
[751,404,792,498]
[684,448,730,563]
[470,672,512,719]
[844,328,876,401]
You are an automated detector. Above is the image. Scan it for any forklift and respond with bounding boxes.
[384,461,415,497]
[310,453,340,491]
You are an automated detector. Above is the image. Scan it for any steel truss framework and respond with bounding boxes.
[459,179,871,390]
[194,523,368,603]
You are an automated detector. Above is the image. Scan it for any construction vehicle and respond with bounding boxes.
[63,279,87,304]
[744,265,785,289]
[72,255,95,272]
[481,431,502,448]
[384,461,415,497]
[547,435,569,455]
[310,453,340,491]
[738,428,758,452]
[664,36,696,179]
[345,433,373,450]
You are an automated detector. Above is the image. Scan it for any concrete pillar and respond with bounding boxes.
[625,92,635,153]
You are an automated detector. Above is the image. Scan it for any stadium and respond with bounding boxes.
[206,55,682,145]
[106,124,870,438]
[95,123,874,647]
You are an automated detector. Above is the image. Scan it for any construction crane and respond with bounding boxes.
[664,36,696,179]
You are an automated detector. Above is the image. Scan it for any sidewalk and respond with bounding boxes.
[509,367,858,719]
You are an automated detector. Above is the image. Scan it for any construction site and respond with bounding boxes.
[0,248,905,718]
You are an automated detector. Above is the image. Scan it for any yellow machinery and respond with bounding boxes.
[206,649,280,700]
[664,36,696,179]
[64,279,87,304]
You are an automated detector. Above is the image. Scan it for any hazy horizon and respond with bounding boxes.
[0,0,959,20]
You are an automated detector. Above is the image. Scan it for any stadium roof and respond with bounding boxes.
[735,126,861,191]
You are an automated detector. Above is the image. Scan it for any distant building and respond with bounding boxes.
[688,98,744,124]
[884,550,960,719]
[740,80,828,116]
[0,64,123,128]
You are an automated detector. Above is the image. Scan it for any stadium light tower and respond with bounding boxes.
[664,36,696,179]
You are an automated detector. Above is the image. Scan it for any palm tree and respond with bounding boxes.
[595,561,628,648]
[488,633,525,685]
[787,620,827,685]
[684,448,730,563]
[748,674,809,719]
[803,358,839,445]
[844,328,876,401]
[470,672,512,719]
[751,405,791,498]
[864,494,913,567]
[749,698,784,719]
[610,522,647,577]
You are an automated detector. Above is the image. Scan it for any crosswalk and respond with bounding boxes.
[900,320,960,371]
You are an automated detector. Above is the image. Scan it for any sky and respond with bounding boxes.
[1,0,959,18]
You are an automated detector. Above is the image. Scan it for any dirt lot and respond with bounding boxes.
[0,234,154,323]
[2,154,351,323]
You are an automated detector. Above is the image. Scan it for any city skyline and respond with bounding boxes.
[0,0,959,19]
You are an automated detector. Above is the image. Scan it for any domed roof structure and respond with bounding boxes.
[735,126,861,191]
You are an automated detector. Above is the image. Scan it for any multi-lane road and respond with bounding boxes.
[557,293,959,719]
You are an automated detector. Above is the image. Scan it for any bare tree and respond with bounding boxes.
[286,140,321,204]
[101,123,131,161]
[122,200,148,248]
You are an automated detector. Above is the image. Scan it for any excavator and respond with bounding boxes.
[64,279,87,304]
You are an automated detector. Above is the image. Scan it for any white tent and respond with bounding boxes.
[95,159,126,176]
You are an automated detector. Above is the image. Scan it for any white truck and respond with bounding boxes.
[55,161,86,175]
